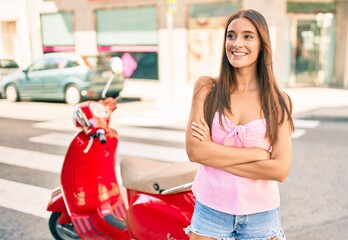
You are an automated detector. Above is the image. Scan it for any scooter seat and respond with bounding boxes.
[120,157,199,194]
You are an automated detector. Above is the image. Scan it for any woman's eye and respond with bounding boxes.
[227,34,236,39]
[244,34,253,39]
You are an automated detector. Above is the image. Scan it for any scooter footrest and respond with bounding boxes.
[72,215,112,239]
[104,214,127,230]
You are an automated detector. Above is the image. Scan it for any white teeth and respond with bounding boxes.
[233,52,246,56]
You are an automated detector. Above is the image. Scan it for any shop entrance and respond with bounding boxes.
[291,14,335,86]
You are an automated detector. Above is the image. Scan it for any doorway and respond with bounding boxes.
[290,14,336,86]
[0,21,17,56]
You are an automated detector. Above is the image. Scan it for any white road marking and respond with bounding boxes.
[29,133,72,148]
[29,132,188,162]
[119,127,185,143]
[118,141,188,162]
[113,116,182,128]
[0,146,63,173]
[30,126,185,146]
[292,129,306,139]
[294,119,320,129]
[0,179,51,219]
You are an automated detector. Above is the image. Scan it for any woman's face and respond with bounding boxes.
[225,17,261,70]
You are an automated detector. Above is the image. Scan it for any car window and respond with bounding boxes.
[65,59,81,68]
[0,59,19,69]
[29,59,46,71]
[45,58,60,70]
[83,55,110,71]
[29,58,59,71]
[53,58,69,69]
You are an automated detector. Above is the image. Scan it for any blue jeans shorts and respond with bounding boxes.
[184,200,286,240]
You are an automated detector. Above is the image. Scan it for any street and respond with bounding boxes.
[0,99,347,239]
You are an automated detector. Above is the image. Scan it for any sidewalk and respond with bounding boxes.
[112,87,348,129]
[285,87,348,118]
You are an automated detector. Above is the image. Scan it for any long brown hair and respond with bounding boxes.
[203,9,294,145]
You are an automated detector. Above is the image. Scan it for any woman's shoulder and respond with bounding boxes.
[193,76,217,95]
[278,89,293,112]
[194,75,217,86]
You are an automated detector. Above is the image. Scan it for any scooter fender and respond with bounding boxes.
[47,188,67,213]
[127,192,195,240]
[47,188,71,225]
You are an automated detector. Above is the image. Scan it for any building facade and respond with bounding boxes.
[0,0,347,101]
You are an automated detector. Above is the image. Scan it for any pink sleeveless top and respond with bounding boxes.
[192,112,279,215]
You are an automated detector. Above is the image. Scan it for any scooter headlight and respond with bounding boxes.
[89,102,109,118]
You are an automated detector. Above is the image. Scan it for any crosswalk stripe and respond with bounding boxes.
[0,179,51,219]
[30,116,321,134]
[0,146,63,173]
[118,141,188,162]
[29,133,73,148]
[29,133,188,163]
[29,126,185,146]
[292,129,306,139]
[119,127,185,143]
[294,119,320,128]
[114,116,182,128]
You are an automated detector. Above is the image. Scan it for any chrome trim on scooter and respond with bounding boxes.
[83,136,94,153]
[74,107,91,128]
[160,182,194,195]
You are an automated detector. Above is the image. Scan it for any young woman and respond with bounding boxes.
[185,9,294,240]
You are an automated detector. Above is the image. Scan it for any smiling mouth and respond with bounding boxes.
[232,51,247,56]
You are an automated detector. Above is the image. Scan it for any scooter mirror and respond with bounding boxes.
[109,57,123,75]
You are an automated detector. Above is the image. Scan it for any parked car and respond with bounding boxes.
[1,52,125,105]
[0,56,20,97]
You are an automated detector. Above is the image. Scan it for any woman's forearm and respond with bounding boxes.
[221,156,291,182]
[186,140,270,168]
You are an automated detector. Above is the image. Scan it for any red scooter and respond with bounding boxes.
[46,57,198,240]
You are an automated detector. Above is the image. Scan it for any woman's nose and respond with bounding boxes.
[233,36,243,47]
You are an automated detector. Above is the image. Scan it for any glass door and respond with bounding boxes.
[295,19,320,85]
[291,14,335,86]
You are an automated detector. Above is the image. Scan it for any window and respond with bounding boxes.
[0,59,19,69]
[112,52,158,80]
[96,6,159,80]
[287,2,336,13]
[96,6,158,45]
[29,58,58,71]
[40,12,74,47]
[65,59,80,68]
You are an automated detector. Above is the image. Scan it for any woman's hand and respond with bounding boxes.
[191,118,212,142]
[99,97,117,112]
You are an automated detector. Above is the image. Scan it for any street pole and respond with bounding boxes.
[166,0,177,104]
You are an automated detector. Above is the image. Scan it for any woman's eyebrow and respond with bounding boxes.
[227,29,256,34]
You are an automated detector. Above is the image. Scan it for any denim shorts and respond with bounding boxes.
[184,200,286,240]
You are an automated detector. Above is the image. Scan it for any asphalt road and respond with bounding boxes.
[0,101,347,239]
[283,107,348,239]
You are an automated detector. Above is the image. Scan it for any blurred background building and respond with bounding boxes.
[0,0,347,101]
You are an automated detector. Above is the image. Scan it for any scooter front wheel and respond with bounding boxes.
[49,212,81,240]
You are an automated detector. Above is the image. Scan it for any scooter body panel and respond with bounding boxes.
[126,190,195,240]
[61,132,123,213]
[60,131,130,238]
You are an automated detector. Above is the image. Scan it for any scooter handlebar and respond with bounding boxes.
[96,129,106,144]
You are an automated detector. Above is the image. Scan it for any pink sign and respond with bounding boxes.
[121,53,138,78]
